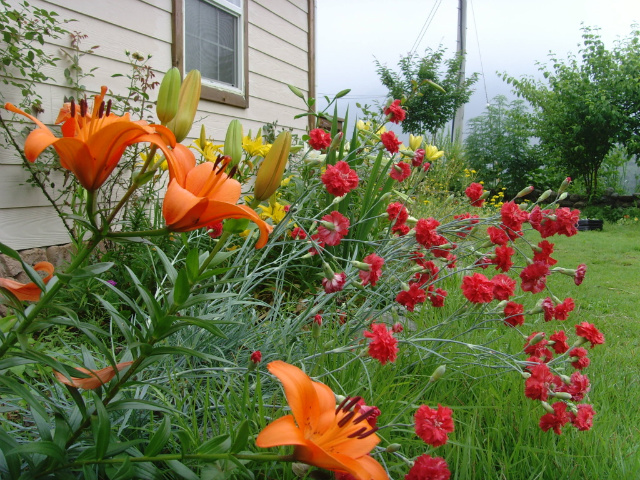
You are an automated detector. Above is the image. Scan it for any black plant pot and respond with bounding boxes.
[577,219,603,231]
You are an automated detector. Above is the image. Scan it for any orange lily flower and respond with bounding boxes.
[4,86,177,191]
[54,361,134,390]
[163,147,271,248]
[256,361,388,480]
[0,262,54,302]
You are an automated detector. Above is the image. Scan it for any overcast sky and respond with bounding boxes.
[316,0,640,137]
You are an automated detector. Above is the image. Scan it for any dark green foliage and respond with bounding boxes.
[376,46,479,135]
[464,95,542,195]
[503,26,640,197]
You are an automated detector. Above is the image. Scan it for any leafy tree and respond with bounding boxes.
[376,47,479,135]
[503,27,640,197]
[464,95,541,195]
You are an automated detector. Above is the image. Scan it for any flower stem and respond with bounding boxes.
[199,231,232,274]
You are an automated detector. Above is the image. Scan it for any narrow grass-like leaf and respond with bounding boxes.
[91,392,111,460]
[154,247,178,284]
[0,241,21,260]
[145,416,171,457]
[166,459,199,480]
[7,441,65,463]
[173,269,190,307]
[185,248,200,283]
[106,399,176,414]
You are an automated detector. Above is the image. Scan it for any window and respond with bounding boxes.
[173,0,249,108]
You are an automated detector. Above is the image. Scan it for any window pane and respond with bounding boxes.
[184,0,238,87]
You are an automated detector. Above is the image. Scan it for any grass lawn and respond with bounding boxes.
[433,222,640,479]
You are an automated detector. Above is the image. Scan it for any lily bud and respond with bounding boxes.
[516,185,534,198]
[198,124,207,150]
[224,119,243,167]
[166,69,202,142]
[429,365,446,382]
[156,67,181,125]
[253,131,291,201]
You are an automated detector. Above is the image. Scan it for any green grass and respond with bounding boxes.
[429,222,640,479]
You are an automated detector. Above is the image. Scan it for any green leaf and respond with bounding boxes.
[92,392,111,460]
[173,269,190,307]
[197,434,231,454]
[0,241,20,261]
[7,441,65,463]
[174,318,226,338]
[185,249,200,283]
[145,416,171,457]
[180,292,234,309]
[106,399,176,414]
[230,420,249,453]
[154,247,178,284]
[166,460,199,480]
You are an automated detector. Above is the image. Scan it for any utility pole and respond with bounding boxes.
[451,0,467,143]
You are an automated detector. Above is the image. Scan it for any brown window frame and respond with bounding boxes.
[172,0,249,108]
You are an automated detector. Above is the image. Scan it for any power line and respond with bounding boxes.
[469,0,489,104]
[409,0,444,56]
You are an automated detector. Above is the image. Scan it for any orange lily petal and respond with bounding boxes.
[267,361,320,436]
[165,143,196,185]
[294,442,376,480]
[54,361,134,390]
[255,415,308,448]
[162,179,209,228]
[0,262,54,302]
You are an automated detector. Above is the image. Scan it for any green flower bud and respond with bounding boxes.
[386,443,402,453]
[254,131,291,201]
[224,119,243,167]
[156,67,181,125]
[429,365,446,382]
[166,69,202,142]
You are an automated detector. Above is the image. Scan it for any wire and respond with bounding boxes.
[409,0,444,56]
[469,0,489,104]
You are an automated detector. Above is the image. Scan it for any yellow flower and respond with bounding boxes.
[409,134,423,151]
[424,145,444,161]
[191,138,224,161]
[356,120,372,131]
[375,125,386,135]
[139,151,166,170]
[281,174,295,187]
[243,129,272,157]
[258,202,288,224]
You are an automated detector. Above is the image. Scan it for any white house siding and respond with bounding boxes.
[0,0,314,249]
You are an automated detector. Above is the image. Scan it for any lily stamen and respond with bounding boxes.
[357,427,379,439]
[342,396,362,412]
[70,99,76,117]
[346,427,368,438]
[337,410,356,428]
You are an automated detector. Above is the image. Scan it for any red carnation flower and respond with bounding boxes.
[493,245,514,272]
[542,297,555,322]
[524,363,555,401]
[321,160,359,197]
[363,323,398,365]
[290,226,307,240]
[554,207,580,237]
[250,350,262,364]
[553,297,575,321]
[322,271,346,294]
[575,322,605,348]
[539,402,570,435]
[308,128,331,150]
[390,161,411,181]
[354,399,381,428]
[396,283,427,311]
[453,213,479,238]
[415,217,446,249]
[491,274,516,301]
[461,273,494,304]
[384,99,407,124]
[501,201,529,237]
[206,222,224,239]
[405,454,451,480]
[412,148,426,167]
[568,347,590,370]
[487,226,510,245]
[533,240,558,266]
[503,301,525,327]
[465,182,485,207]
[381,131,401,154]
[428,287,448,307]
[549,330,569,354]
[574,263,587,286]
[569,404,596,431]
[524,332,553,362]
[557,371,590,401]
[520,262,550,293]
[392,223,410,236]
[386,202,409,225]
[414,404,454,447]
[392,322,404,333]
[316,211,350,246]
[358,253,385,287]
